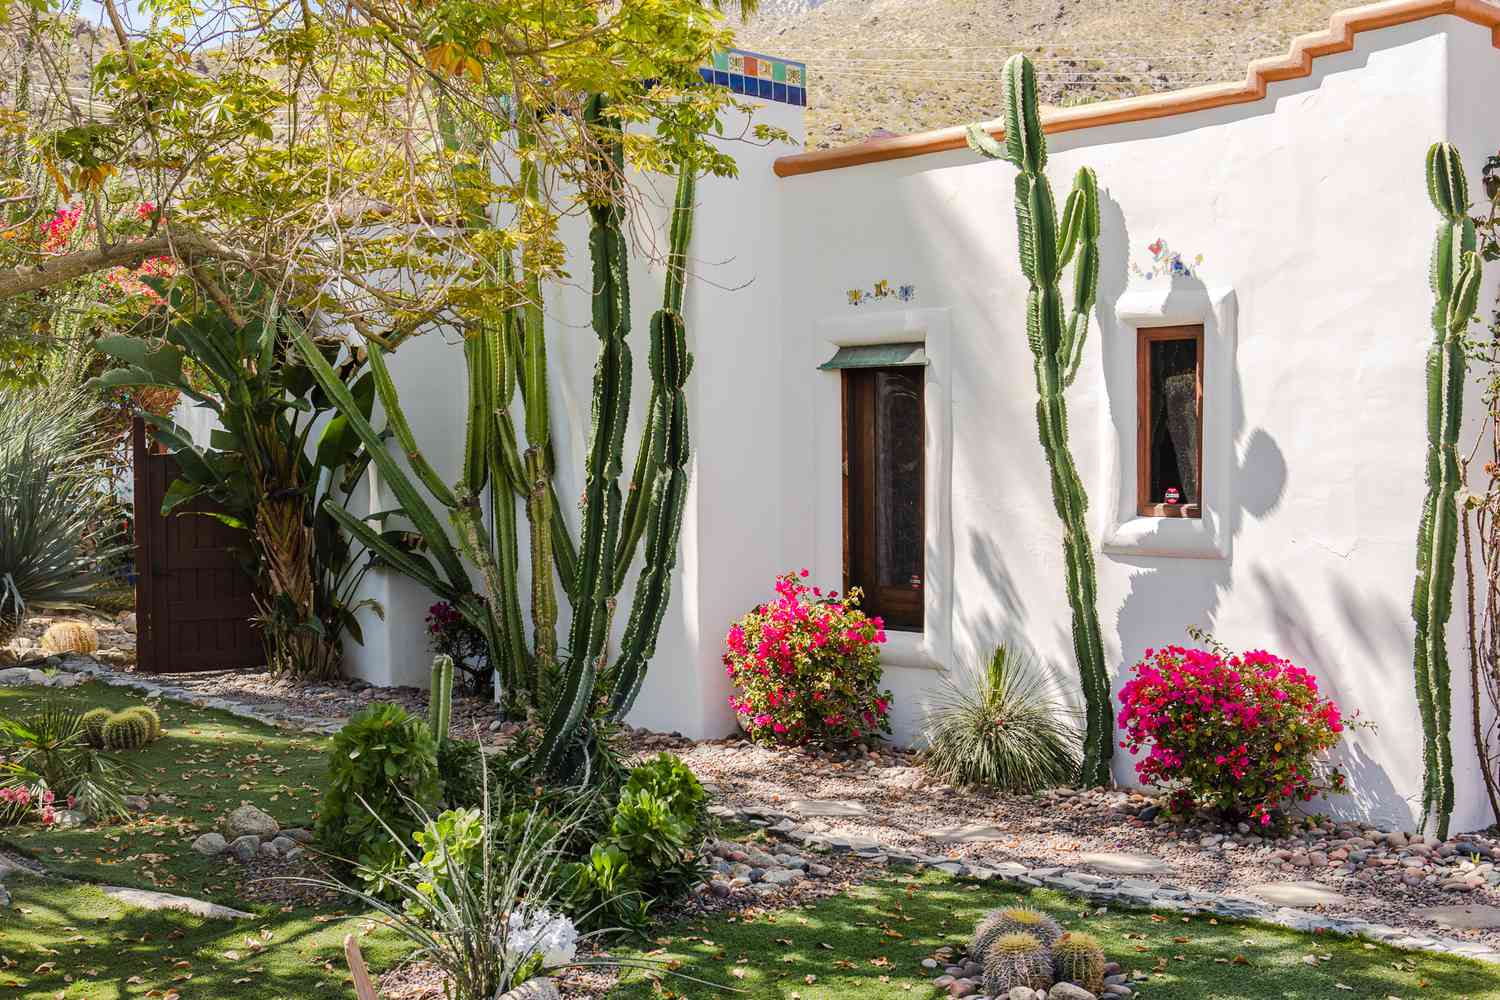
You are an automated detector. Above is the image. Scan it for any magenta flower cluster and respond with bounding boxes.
[0,785,66,826]
[723,571,892,748]
[1118,644,1358,826]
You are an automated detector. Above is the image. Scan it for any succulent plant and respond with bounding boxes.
[965,53,1112,785]
[429,654,453,745]
[124,705,162,743]
[1053,931,1107,992]
[79,706,112,749]
[982,932,1054,995]
[102,711,150,751]
[39,620,99,655]
[1410,141,1482,839]
[973,906,1064,958]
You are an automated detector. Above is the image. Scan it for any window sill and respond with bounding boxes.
[878,628,944,671]
[1138,503,1201,519]
[1103,511,1226,559]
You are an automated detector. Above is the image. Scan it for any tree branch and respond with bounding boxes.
[0,232,240,299]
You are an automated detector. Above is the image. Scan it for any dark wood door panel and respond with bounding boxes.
[133,418,264,673]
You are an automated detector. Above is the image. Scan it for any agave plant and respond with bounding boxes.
[0,385,125,645]
[920,643,1082,791]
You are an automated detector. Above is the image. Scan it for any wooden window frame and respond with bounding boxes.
[1136,324,1204,519]
[841,366,925,633]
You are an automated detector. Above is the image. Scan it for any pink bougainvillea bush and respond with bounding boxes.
[1117,643,1364,826]
[724,571,892,748]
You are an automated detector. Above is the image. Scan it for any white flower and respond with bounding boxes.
[503,908,578,968]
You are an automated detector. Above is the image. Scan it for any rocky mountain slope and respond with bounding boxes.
[732,0,1360,148]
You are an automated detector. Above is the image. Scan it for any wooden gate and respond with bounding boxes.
[132,418,264,673]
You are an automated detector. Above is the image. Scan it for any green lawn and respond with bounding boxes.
[1,678,413,999]
[0,679,328,903]
[607,873,1500,1000]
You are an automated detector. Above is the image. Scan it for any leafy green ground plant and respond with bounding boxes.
[0,698,132,820]
[921,644,1081,791]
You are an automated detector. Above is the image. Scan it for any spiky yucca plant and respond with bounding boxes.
[922,644,1082,791]
[965,54,1112,785]
[1410,141,1483,839]
[982,932,1054,995]
[0,386,123,645]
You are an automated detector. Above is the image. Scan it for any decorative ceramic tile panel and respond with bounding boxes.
[699,48,807,107]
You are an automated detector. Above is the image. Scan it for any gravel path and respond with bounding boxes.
[674,739,1500,952]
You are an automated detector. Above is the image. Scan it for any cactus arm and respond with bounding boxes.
[970,53,1112,786]
[364,342,461,510]
[486,429,532,702]
[291,327,470,589]
[550,483,578,599]
[463,332,492,494]
[611,399,658,596]
[1410,141,1480,839]
[429,654,453,743]
[525,447,559,687]
[964,124,1009,162]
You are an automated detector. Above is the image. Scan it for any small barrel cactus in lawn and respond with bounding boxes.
[125,705,162,742]
[40,621,98,655]
[1053,931,1107,992]
[80,707,112,748]
[973,906,1064,957]
[983,932,1054,994]
[103,711,150,751]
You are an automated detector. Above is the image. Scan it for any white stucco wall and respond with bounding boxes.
[357,15,1500,832]
[772,15,1499,833]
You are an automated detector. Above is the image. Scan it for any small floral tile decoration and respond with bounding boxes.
[1130,238,1203,280]
[847,280,916,306]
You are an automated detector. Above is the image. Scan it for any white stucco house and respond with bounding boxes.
[336,0,1500,834]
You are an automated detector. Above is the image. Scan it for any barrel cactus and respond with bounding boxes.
[40,621,98,655]
[973,906,1064,957]
[80,707,112,748]
[125,705,162,742]
[982,932,1054,994]
[965,53,1112,785]
[1053,931,1107,993]
[1410,141,1483,839]
[103,711,150,751]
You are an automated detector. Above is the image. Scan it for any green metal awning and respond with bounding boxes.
[817,342,927,371]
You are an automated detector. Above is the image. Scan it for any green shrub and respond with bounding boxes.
[563,843,648,932]
[0,700,132,820]
[624,752,706,829]
[921,644,1082,790]
[317,703,441,881]
[437,738,485,808]
[405,806,485,918]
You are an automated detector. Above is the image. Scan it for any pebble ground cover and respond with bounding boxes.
[606,873,1500,1000]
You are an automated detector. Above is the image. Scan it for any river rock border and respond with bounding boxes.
[714,804,1500,967]
[39,655,346,735]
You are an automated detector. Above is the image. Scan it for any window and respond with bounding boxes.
[843,366,924,631]
[1137,325,1203,518]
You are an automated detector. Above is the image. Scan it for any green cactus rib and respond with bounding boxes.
[967,53,1112,786]
[1411,141,1481,839]
[429,654,453,744]
[538,95,633,776]
[608,168,697,720]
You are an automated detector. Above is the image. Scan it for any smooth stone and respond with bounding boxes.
[931,823,1008,844]
[124,795,150,813]
[761,868,805,886]
[786,798,868,817]
[1417,904,1500,930]
[0,667,46,686]
[223,803,278,839]
[1244,881,1349,908]
[258,841,280,858]
[50,809,87,829]
[101,886,251,920]
[228,834,260,862]
[191,832,228,856]
[1077,851,1173,876]
[270,835,297,853]
[1049,984,1098,1000]
[280,827,316,844]
[1009,989,1038,1000]
[497,978,560,1000]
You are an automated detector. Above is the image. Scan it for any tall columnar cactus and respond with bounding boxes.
[294,95,699,784]
[966,54,1112,785]
[1411,142,1483,839]
[429,654,454,744]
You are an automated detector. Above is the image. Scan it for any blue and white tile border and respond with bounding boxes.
[701,48,807,107]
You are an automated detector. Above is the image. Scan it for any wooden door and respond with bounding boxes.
[842,366,925,631]
[132,418,264,673]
